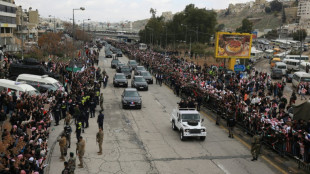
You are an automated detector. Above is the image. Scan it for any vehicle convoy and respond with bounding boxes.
[170,107,206,141]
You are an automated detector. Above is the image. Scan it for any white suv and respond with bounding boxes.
[170,107,206,141]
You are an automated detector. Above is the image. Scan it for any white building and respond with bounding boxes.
[297,0,310,33]
[0,0,17,50]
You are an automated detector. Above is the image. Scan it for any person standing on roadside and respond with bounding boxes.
[99,93,104,111]
[68,152,76,174]
[58,134,67,161]
[75,121,82,141]
[227,115,236,138]
[96,128,104,155]
[97,110,104,129]
[62,161,70,174]
[77,136,85,168]
[251,131,262,161]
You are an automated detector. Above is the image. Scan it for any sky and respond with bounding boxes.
[15,0,270,23]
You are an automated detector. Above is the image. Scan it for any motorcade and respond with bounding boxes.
[274,62,287,75]
[134,66,146,75]
[170,107,206,141]
[16,74,64,92]
[292,71,310,87]
[131,76,148,91]
[140,71,153,84]
[0,79,39,97]
[113,73,128,87]
[120,66,132,79]
[128,60,138,70]
[111,59,120,69]
[271,68,283,79]
[121,88,142,109]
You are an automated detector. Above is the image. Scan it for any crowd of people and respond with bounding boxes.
[0,43,103,173]
[112,41,310,164]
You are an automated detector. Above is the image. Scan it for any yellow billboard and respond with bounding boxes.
[215,32,253,58]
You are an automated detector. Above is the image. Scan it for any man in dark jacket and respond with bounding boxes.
[97,110,104,129]
[227,115,236,138]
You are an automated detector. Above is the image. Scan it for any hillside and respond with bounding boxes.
[217,8,282,31]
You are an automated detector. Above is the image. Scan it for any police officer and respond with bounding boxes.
[75,121,82,142]
[64,125,72,148]
[77,136,85,168]
[61,100,67,119]
[96,128,104,155]
[97,110,104,130]
[251,131,262,161]
[58,134,67,161]
[54,103,61,126]
[99,93,104,111]
[67,152,76,174]
[178,99,187,108]
[90,98,96,118]
[227,115,235,138]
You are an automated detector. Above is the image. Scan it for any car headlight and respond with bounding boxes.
[185,129,189,132]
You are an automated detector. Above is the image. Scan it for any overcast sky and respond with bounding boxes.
[15,0,270,23]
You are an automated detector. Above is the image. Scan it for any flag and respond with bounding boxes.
[78,51,81,57]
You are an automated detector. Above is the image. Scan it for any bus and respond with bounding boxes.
[250,48,264,62]
[283,59,303,71]
[139,43,147,50]
[284,55,309,62]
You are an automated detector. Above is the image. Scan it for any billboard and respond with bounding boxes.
[215,32,253,58]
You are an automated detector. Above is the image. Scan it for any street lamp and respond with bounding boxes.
[83,19,91,33]
[48,15,56,33]
[72,7,85,39]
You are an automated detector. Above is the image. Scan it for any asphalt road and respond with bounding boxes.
[48,48,279,174]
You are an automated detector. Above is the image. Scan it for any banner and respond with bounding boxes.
[215,32,253,58]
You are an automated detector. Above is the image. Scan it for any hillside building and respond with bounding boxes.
[0,0,17,50]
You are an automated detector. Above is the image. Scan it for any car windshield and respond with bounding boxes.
[124,91,139,97]
[301,77,310,82]
[277,66,286,69]
[135,77,146,82]
[112,60,119,63]
[137,67,145,71]
[141,72,151,76]
[129,61,137,65]
[116,75,126,79]
[118,63,125,67]
[181,114,200,121]
[122,67,131,71]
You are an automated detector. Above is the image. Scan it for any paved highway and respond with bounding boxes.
[49,48,279,174]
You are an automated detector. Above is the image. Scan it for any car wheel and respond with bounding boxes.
[172,121,177,131]
[180,131,185,141]
[200,136,206,141]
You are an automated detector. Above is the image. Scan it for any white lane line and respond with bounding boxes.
[217,164,231,174]
[155,99,161,106]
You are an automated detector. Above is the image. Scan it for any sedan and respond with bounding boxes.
[121,88,142,109]
[116,63,125,73]
[113,73,128,87]
[131,76,148,91]
[128,60,138,70]
[111,59,120,68]
[140,71,153,84]
[121,66,132,79]
[134,66,146,75]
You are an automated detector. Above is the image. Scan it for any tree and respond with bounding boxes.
[293,29,307,42]
[270,0,283,12]
[264,29,278,39]
[216,24,225,32]
[150,8,156,18]
[236,18,253,33]
[265,7,271,14]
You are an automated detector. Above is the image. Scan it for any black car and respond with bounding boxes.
[131,76,148,91]
[121,88,142,109]
[113,73,128,87]
[134,66,146,75]
[105,50,113,58]
[140,71,153,84]
[128,60,138,70]
[121,66,132,79]
[116,63,125,73]
[286,73,293,83]
[116,50,123,57]
[111,59,120,68]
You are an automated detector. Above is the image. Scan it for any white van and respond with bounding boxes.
[0,79,39,97]
[274,62,287,75]
[292,72,310,87]
[299,62,310,73]
[16,74,64,92]
[283,59,303,71]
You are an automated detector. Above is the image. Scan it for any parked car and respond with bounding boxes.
[131,76,148,91]
[121,88,142,109]
[134,66,146,75]
[140,71,153,84]
[113,73,128,87]
[111,59,120,68]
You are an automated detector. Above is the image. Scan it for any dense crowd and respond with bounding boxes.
[0,45,101,173]
[113,41,310,164]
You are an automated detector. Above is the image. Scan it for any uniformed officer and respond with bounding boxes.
[68,152,76,174]
[90,98,96,118]
[75,121,82,141]
[61,100,67,119]
[54,103,61,126]
[227,115,235,138]
[99,93,104,111]
[251,131,262,161]
[97,110,104,130]
[96,128,104,155]
[77,136,85,168]
[64,125,72,148]
[58,134,67,161]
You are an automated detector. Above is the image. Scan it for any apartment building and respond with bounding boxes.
[0,0,17,49]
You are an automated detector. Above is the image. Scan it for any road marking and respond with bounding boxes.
[217,164,231,174]
[200,110,288,174]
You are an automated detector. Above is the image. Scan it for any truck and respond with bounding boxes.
[170,107,206,141]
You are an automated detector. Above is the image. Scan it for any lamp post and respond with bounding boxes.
[83,19,90,41]
[72,7,85,39]
[48,15,56,33]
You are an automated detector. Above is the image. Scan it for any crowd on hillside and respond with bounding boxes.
[0,44,101,173]
[113,41,310,163]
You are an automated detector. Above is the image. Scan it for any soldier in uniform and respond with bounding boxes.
[99,93,104,111]
[64,125,72,148]
[58,134,67,161]
[251,131,262,161]
[62,161,70,174]
[67,152,76,174]
[77,136,85,168]
[96,128,104,155]
[65,111,72,126]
